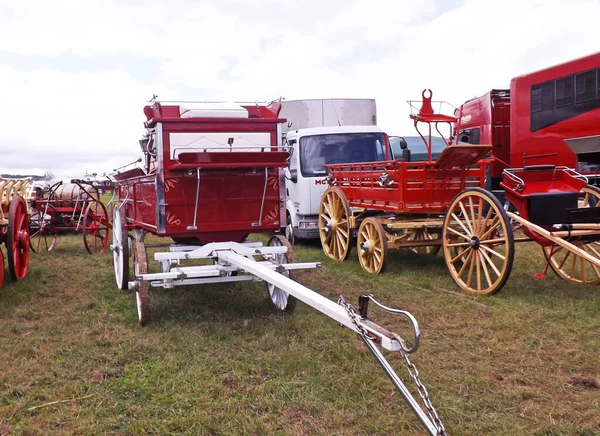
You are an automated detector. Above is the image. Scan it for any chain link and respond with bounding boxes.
[338,296,447,436]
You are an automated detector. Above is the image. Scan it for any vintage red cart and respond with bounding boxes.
[0,177,32,289]
[29,180,110,254]
[319,90,600,295]
[110,99,448,435]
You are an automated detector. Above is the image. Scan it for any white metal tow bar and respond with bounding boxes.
[130,241,447,435]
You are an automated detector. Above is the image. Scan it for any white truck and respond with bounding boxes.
[279,99,386,244]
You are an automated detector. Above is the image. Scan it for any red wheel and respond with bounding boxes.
[0,248,5,289]
[29,206,58,253]
[83,201,110,254]
[7,196,30,281]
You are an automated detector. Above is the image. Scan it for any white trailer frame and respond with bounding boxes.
[113,235,447,435]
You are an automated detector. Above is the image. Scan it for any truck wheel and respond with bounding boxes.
[285,213,295,246]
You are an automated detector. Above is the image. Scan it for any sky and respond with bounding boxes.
[0,0,599,180]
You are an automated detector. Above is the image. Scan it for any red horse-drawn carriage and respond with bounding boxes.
[0,177,31,289]
[110,99,447,435]
[320,90,600,295]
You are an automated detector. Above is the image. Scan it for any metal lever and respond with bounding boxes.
[187,168,200,231]
[358,293,420,354]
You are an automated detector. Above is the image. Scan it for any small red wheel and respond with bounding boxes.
[83,201,110,254]
[29,206,58,253]
[7,196,30,281]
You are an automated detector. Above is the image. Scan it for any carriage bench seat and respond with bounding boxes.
[528,191,578,226]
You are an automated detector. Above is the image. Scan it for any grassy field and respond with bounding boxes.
[0,229,599,435]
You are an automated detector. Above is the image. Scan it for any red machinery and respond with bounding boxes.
[457,52,600,190]
[0,177,31,289]
[319,90,600,294]
[110,99,448,435]
[29,180,110,254]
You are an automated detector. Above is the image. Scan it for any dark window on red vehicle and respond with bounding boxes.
[555,75,574,107]
[459,128,481,144]
[575,69,596,104]
[531,81,553,113]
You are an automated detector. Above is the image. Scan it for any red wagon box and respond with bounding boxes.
[116,101,288,245]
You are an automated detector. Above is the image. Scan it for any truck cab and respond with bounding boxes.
[283,125,388,243]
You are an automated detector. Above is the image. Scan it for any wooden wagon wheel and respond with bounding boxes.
[405,227,442,256]
[542,185,600,284]
[443,188,514,295]
[6,196,30,281]
[319,187,352,261]
[29,206,58,253]
[265,234,297,312]
[357,218,388,274]
[112,206,130,291]
[82,201,110,254]
[133,241,150,326]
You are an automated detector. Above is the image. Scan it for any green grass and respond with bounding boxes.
[0,232,599,435]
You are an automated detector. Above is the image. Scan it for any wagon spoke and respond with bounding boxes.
[479,238,507,247]
[477,207,495,239]
[586,242,600,259]
[475,197,484,235]
[581,255,587,283]
[469,196,479,234]
[570,252,577,279]
[558,250,571,270]
[478,216,501,241]
[451,246,471,264]
[466,250,476,289]
[447,226,471,241]
[480,247,501,277]
[478,251,493,288]
[479,243,506,261]
[475,250,482,292]
[583,245,600,279]
[447,241,472,247]
[458,202,474,235]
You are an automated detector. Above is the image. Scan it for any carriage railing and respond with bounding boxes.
[502,165,588,193]
[327,160,487,213]
[0,177,33,223]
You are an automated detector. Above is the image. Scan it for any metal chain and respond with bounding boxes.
[338,296,447,436]
[398,347,447,435]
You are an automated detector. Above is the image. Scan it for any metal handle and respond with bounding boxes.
[358,294,420,354]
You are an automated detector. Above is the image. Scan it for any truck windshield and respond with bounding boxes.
[389,136,450,161]
[299,133,388,177]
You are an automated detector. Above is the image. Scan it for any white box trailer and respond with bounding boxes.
[280,99,385,244]
[279,99,377,135]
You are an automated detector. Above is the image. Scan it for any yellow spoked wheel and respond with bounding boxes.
[357,218,388,274]
[443,188,514,295]
[543,184,600,284]
[578,185,600,208]
[406,227,442,256]
[319,187,352,261]
[542,242,600,284]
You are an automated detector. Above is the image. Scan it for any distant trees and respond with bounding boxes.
[43,171,55,181]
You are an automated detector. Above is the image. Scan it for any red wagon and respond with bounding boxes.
[29,180,110,254]
[110,99,448,435]
[319,90,600,295]
[0,177,31,289]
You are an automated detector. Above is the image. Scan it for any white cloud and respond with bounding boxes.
[0,0,599,178]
